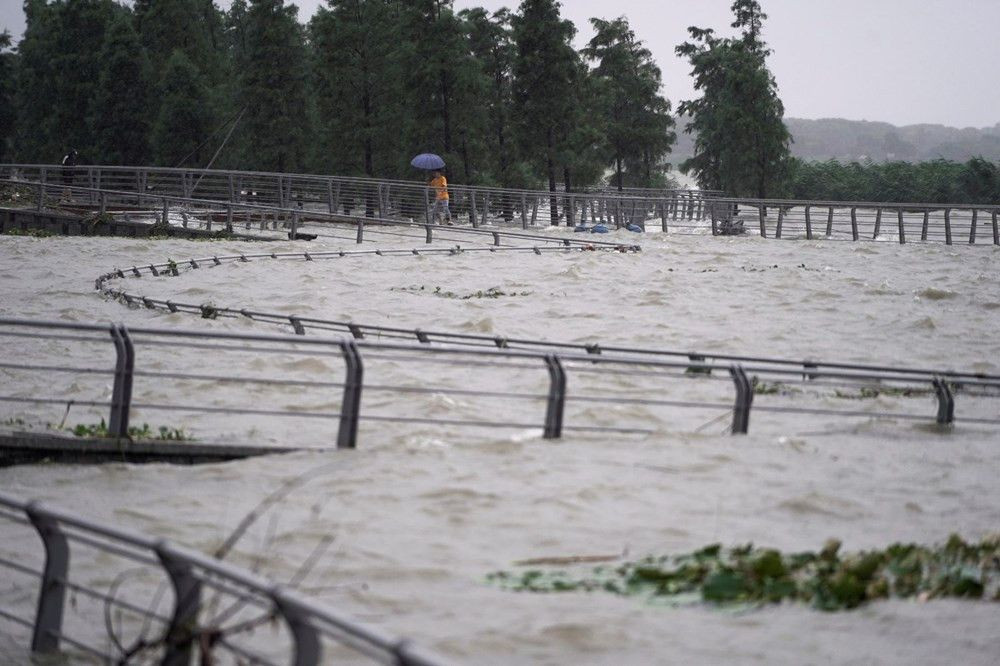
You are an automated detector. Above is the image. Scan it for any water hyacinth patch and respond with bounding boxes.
[487,536,1000,611]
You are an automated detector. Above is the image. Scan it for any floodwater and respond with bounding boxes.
[1,224,999,664]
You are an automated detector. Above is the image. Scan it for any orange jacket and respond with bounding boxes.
[429,175,449,201]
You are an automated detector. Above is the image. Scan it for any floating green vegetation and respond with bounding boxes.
[487,536,1000,611]
[391,285,531,299]
[833,385,929,400]
[199,302,219,319]
[2,227,55,238]
[69,419,193,441]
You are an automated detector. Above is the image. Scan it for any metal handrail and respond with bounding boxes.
[0,490,449,665]
[2,318,996,447]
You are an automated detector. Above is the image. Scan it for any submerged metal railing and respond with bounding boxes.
[0,490,448,665]
[707,197,1000,245]
[2,318,998,449]
[0,163,716,228]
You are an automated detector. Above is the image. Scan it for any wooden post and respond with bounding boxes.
[897,209,905,244]
[873,207,882,239]
[969,209,978,244]
[758,204,766,238]
[922,210,929,241]
[850,207,858,240]
[944,208,952,245]
[804,205,812,239]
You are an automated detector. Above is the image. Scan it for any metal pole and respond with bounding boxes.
[850,207,858,241]
[944,208,952,245]
[873,207,882,239]
[336,340,363,449]
[775,206,784,239]
[273,587,322,666]
[108,325,135,439]
[729,365,753,435]
[897,209,905,244]
[804,205,812,239]
[156,541,203,666]
[758,205,766,238]
[969,209,978,245]
[543,355,566,439]
[932,377,954,425]
[356,218,363,244]
[921,210,929,241]
[26,504,69,654]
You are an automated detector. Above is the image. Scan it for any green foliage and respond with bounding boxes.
[309,0,404,178]
[90,16,151,165]
[676,0,790,197]
[151,51,212,167]
[239,0,310,173]
[511,0,583,200]
[583,17,675,189]
[784,158,1000,204]
[488,536,1000,611]
[70,418,193,441]
[0,31,16,163]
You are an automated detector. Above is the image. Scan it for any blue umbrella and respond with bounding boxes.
[410,153,446,170]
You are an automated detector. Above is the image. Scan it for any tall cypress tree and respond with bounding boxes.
[511,0,580,221]
[90,16,152,165]
[463,8,526,187]
[0,31,16,163]
[14,0,121,161]
[583,17,675,189]
[151,50,211,167]
[397,0,485,181]
[240,0,310,172]
[676,0,789,197]
[310,0,403,178]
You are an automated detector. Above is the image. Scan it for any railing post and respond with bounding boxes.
[775,206,784,238]
[155,541,202,666]
[804,205,812,239]
[272,587,322,666]
[425,224,432,244]
[26,504,69,654]
[758,204,766,238]
[543,354,566,439]
[826,206,834,237]
[993,210,999,245]
[162,198,169,226]
[660,200,668,233]
[728,364,753,435]
[99,191,106,216]
[520,193,528,229]
[36,182,44,211]
[336,340,364,449]
[873,207,882,239]
[290,210,299,239]
[356,218,363,244]
[108,324,135,439]
[226,204,233,233]
[423,186,431,225]
[850,207,859,241]
[944,208,952,245]
[897,209,905,244]
[932,377,954,426]
[969,209,978,245]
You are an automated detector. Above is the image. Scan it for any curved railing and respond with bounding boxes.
[0,490,448,665]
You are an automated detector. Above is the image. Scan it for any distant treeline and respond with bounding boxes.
[0,0,675,193]
[784,158,1000,205]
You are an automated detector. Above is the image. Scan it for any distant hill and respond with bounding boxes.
[669,116,1000,165]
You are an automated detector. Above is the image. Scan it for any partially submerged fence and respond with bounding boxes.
[2,318,998,449]
[0,177,641,251]
[708,197,1000,245]
[0,490,448,665]
[1,163,715,229]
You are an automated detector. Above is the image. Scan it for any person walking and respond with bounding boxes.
[61,149,78,200]
[428,170,451,224]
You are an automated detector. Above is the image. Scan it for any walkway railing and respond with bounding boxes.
[0,490,448,665]
[2,318,997,448]
[0,177,640,251]
[1,163,716,228]
[707,197,1000,245]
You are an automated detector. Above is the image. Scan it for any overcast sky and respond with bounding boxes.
[2,0,998,128]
